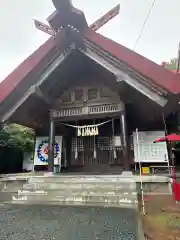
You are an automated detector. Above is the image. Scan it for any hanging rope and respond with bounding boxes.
[60,119,115,137]
[60,119,113,129]
[61,119,114,137]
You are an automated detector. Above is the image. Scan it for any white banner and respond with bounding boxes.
[133,131,168,163]
[34,136,62,166]
[23,152,34,171]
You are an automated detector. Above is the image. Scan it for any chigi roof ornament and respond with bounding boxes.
[34,0,120,51]
[34,1,120,37]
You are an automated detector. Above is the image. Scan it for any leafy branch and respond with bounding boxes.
[0,124,35,152]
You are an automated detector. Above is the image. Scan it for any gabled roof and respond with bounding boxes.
[0,38,55,104]
[1,27,180,106]
[86,30,180,94]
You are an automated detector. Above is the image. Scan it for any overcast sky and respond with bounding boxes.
[1,0,180,81]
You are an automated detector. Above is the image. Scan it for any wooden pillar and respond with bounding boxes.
[48,111,55,172]
[32,131,37,172]
[120,111,130,171]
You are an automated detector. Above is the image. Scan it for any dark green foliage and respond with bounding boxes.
[166,58,177,70]
[0,146,23,173]
[0,124,35,152]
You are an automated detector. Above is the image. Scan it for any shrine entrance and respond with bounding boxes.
[70,136,114,173]
[47,70,130,173]
[62,118,124,174]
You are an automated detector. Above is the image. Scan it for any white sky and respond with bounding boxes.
[0,0,180,81]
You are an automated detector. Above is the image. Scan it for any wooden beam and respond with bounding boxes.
[0,85,51,123]
[35,4,120,35]
[34,19,55,36]
[79,46,168,107]
[34,86,51,105]
[1,86,35,123]
[90,4,120,32]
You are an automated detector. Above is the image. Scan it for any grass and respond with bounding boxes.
[139,195,180,239]
[151,214,180,229]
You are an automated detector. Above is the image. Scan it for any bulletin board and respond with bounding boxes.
[133,131,168,163]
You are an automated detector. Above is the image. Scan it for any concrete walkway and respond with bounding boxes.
[0,204,139,240]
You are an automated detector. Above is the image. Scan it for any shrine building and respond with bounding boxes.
[1,1,180,174]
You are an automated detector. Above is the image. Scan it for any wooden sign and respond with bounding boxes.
[77,126,99,137]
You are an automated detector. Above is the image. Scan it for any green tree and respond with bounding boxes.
[162,58,177,70]
[0,124,35,152]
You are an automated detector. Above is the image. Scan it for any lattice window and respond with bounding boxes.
[60,91,71,103]
[97,136,111,151]
[88,88,98,100]
[74,89,84,101]
[100,87,112,98]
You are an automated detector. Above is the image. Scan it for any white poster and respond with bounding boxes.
[23,152,34,171]
[34,136,62,166]
[113,136,121,147]
[133,131,168,163]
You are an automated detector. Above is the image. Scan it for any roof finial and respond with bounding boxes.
[52,0,72,12]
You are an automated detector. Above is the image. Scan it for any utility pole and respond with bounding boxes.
[176,42,180,73]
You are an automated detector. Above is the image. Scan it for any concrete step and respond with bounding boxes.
[17,188,137,195]
[0,174,136,190]
[1,174,138,208]
[0,180,27,191]
[0,182,136,193]
[28,175,136,183]
[15,190,137,198]
[11,193,138,206]
[4,200,138,208]
[0,191,14,202]
[22,182,136,191]
[11,187,137,206]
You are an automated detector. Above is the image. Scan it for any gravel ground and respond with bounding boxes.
[0,204,138,240]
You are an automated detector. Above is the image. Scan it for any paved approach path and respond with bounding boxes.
[0,204,138,240]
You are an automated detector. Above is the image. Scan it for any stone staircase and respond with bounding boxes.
[1,175,138,208]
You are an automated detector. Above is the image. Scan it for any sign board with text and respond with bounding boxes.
[133,131,168,163]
